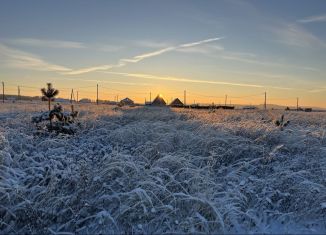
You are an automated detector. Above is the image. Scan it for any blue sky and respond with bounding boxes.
[0,0,325,106]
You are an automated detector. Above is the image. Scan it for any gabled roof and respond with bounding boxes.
[170,98,184,107]
[152,95,166,106]
[120,97,134,103]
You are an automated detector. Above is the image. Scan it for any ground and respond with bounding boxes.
[0,102,325,234]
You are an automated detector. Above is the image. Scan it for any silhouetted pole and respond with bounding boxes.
[96,84,99,105]
[77,91,79,102]
[18,86,20,101]
[150,92,152,103]
[264,92,267,110]
[297,97,299,111]
[225,95,228,106]
[184,90,186,106]
[70,89,74,103]
[2,82,4,103]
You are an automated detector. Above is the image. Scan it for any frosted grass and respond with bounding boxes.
[0,102,325,234]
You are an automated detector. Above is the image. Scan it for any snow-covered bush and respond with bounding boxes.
[32,103,79,135]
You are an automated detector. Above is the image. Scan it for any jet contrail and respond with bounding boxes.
[65,37,224,75]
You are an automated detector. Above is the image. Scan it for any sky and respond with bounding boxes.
[0,0,325,107]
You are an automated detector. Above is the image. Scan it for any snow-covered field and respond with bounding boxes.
[1,102,326,234]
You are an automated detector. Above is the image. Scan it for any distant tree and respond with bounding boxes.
[41,83,59,111]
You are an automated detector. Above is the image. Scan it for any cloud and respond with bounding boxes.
[8,38,86,49]
[133,40,172,49]
[0,43,71,72]
[298,14,326,23]
[105,72,303,91]
[65,37,224,75]
[106,71,267,89]
[270,23,326,48]
[307,87,326,93]
[64,77,151,86]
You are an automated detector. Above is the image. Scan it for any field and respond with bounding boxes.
[1,102,326,234]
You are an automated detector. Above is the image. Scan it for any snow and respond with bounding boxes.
[0,102,326,234]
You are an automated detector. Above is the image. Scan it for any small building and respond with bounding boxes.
[151,95,166,106]
[243,106,257,110]
[119,97,134,106]
[79,98,92,103]
[170,98,184,107]
[304,108,312,112]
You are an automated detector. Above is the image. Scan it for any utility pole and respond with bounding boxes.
[2,82,4,103]
[264,92,267,110]
[18,86,20,101]
[184,90,186,106]
[225,95,228,106]
[96,84,99,105]
[297,97,299,111]
[70,89,74,103]
[150,92,152,103]
[76,91,79,102]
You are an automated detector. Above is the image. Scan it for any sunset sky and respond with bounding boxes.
[0,0,325,107]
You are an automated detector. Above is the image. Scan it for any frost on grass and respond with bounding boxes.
[0,102,326,234]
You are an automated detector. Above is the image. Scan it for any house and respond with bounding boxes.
[79,98,92,103]
[151,95,166,106]
[170,98,184,107]
[243,106,257,110]
[119,97,134,106]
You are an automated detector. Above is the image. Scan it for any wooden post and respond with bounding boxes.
[70,89,73,103]
[2,82,4,103]
[150,92,152,103]
[18,86,20,101]
[96,84,99,105]
[264,92,267,110]
[225,95,228,106]
[184,90,186,106]
[77,91,79,102]
[297,97,299,111]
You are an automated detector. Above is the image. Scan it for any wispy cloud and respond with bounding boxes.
[270,23,326,48]
[307,87,326,93]
[64,77,151,86]
[133,40,172,49]
[298,14,326,23]
[0,43,71,72]
[106,72,272,89]
[65,37,224,75]
[8,38,86,49]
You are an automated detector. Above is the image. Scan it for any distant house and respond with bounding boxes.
[151,95,166,106]
[79,98,92,103]
[170,98,184,107]
[304,108,312,112]
[242,106,257,110]
[119,97,134,106]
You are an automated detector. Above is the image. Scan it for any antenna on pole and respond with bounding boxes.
[96,84,99,105]
[2,82,4,103]
[264,92,267,110]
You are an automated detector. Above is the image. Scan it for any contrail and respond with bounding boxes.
[65,37,224,75]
